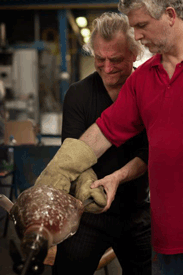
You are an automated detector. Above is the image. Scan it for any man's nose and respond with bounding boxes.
[134,28,144,41]
[104,60,113,73]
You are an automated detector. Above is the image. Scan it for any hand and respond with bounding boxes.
[91,157,148,212]
[75,168,107,213]
[90,171,122,212]
[35,138,97,193]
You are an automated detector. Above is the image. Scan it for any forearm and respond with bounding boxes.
[113,157,147,185]
[79,123,112,159]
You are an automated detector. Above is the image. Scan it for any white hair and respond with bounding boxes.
[118,0,183,20]
[83,12,143,58]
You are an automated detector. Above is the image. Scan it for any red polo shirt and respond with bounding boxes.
[96,54,183,254]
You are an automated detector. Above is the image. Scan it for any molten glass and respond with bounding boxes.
[10,185,85,246]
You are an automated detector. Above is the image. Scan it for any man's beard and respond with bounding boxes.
[141,32,173,54]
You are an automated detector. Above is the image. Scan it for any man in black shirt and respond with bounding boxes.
[52,12,151,275]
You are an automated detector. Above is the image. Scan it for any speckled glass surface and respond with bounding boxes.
[10,185,84,245]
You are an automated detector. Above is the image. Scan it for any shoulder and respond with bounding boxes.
[63,71,103,110]
[64,72,100,100]
[124,54,160,90]
[133,54,160,76]
[69,71,100,91]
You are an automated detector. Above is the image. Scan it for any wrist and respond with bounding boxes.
[113,168,128,185]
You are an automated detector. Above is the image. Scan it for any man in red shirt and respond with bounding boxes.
[76,1,183,274]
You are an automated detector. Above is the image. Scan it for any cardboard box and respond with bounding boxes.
[4,120,36,145]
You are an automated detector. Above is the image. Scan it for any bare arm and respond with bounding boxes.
[112,156,147,183]
[79,123,112,159]
[91,156,147,212]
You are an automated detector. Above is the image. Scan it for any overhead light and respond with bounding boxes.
[76,17,87,28]
[84,36,90,43]
[80,28,90,37]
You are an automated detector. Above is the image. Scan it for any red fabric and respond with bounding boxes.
[96,54,183,254]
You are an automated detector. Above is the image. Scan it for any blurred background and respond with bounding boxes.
[0,0,152,142]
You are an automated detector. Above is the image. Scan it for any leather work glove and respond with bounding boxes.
[35,138,97,193]
[75,168,107,213]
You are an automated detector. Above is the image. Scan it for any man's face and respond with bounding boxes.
[128,6,173,54]
[93,32,136,89]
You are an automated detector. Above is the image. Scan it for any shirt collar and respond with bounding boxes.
[150,54,162,68]
[150,53,183,67]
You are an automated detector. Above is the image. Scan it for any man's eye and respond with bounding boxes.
[111,59,123,63]
[113,59,121,63]
[138,23,147,28]
[97,58,105,62]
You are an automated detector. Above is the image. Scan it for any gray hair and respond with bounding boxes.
[83,12,143,58]
[118,0,183,20]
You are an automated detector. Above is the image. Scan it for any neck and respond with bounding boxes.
[161,46,183,79]
[105,84,122,102]
[162,20,183,65]
[162,49,183,65]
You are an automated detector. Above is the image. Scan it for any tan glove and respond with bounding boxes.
[35,138,97,193]
[75,168,107,213]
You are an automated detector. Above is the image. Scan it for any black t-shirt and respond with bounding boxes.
[62,71,149,213]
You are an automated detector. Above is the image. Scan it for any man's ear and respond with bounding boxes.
[165,7,176,26]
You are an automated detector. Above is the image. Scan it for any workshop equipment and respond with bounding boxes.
[0,185,93,275]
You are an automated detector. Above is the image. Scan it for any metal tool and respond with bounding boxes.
[9,196,94,275]
[10,238,45,275]
[82,197,94,207]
